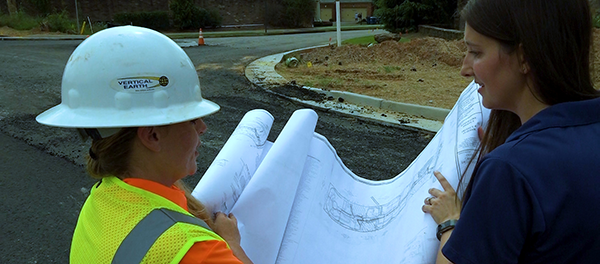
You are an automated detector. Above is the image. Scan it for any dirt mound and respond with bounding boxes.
[294,37,466,68]
[278,36,470,109]
[279,31,600,109]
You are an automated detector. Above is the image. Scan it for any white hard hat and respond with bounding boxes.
[36,25,220,129]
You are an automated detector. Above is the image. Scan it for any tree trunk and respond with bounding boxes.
[7,0,17,15]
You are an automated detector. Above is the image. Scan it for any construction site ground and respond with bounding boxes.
[277,30,600,110]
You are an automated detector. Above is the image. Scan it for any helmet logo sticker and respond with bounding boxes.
[159,76,169,86]
[111,76,169,93]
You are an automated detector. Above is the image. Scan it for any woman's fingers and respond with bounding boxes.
[213,211,242,245]
[424,196,434,205]
[422,204,432,213]
[423,171,462,224]
[215,212,238,224]
[429,188,443,197]
[228,213,238,225]
[215,211,229,220]
[433,171,455,193]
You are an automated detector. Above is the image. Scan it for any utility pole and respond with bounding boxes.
[75,0,80,34]
[315,0,321,22]
[336,0,341,47]
[264,0,268,34]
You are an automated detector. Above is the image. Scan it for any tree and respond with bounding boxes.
[591,0,600,13]
[170,0,197,29]
[7,0,17,15]
[282,0,315,27]
[170,0,222,30]
[374,0,458,33]
[267,0,315,28]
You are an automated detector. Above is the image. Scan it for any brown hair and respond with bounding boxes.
[174,180,215,227]
[86,128,214,228]
[463,0,597,105]
[458,0,599,200]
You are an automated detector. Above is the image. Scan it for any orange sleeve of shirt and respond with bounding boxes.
[180,240,243,264]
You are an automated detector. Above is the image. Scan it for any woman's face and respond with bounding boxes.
[461,24,528,111]
[160,118,207,179]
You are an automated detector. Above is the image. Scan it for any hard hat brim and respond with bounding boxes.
[36,99,220,128]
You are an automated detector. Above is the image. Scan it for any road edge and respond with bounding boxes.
[244,46,450,133]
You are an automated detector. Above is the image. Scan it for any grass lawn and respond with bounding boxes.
[342,34,411,45]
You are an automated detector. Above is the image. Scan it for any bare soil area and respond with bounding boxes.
[277,30,600,109]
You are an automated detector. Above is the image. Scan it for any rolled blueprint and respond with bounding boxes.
[192,109,274,215]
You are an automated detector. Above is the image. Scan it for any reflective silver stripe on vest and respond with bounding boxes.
[111,208,211,264]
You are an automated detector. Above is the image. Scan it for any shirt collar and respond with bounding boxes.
[507,97,600,142]
[123,177,189,211]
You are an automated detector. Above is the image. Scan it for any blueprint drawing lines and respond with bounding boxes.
[324,185,402,232]
[232,119,271,148]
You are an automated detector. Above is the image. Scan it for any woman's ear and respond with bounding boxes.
[520,62,530,74]
[517,44,530,74]
[137,127,161,152]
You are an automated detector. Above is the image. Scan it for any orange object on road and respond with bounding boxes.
[198,28,205,45]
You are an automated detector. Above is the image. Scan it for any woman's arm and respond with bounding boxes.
[436,230,454,264]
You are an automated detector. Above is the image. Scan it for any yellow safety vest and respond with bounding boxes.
[71,176,224,264]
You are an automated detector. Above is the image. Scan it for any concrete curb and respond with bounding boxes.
[245,47,450,133]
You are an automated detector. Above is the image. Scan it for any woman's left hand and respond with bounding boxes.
[422,171,462,224]
[213,212,242,246]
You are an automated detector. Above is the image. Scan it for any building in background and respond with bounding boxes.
[315,0,375,22]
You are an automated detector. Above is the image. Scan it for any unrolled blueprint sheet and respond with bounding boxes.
[192,81,490,264]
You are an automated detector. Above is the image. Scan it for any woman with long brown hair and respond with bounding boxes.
[422,0,600,263]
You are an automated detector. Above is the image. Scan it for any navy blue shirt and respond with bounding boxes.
[443,97,600,264]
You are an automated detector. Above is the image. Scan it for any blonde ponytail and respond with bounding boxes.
[174,180,215,228]
[86,128,137,179]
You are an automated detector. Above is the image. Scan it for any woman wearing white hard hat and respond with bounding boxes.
[37,26,253,264]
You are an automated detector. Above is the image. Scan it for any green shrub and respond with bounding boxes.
[266,0,315,28]
[200,8,222,28]
[42,10,76,33]
[0,10,79,33]
[114,11,171,31]
[281,0,315,28]
[375,0,457,33]
[25,0,52,16]
[594,13,600,28]
[0,11,40,30]
[170,0,222,30]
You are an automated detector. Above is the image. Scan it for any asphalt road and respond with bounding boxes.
[0,30,431,263]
